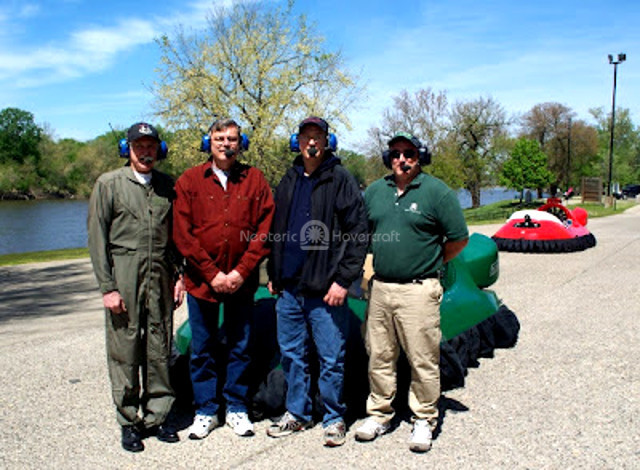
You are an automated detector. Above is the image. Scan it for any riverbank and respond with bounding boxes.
[0,206,639,468]
[0,189,80,201]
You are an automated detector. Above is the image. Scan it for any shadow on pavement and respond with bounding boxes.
[0,259,100,323]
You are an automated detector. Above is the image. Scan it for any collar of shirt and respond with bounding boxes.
[384,172,424,190]
[211,164,230,190]
[132,169,152,185]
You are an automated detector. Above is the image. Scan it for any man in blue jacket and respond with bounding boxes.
[267,116,368,447]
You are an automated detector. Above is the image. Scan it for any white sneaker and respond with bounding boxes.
[226,411,254,436]
[188,414,218,440]
[354,417,390,442]
[409,419,432,452]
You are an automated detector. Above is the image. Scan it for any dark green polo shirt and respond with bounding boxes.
[364,172,468,280]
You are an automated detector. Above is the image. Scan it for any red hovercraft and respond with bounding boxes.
[492,197,597,253]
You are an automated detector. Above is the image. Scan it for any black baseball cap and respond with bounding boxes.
[388,131,422,149]
[298,116,329,134]
[127,122,160,142]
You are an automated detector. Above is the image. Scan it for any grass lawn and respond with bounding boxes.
[463,198,636,224]
[0,247,89,266]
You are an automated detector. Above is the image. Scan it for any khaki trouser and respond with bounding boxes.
[364,278,443,427]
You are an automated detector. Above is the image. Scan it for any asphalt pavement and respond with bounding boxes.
[0,205,638,469]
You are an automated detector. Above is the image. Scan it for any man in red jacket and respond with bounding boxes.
[173,118,274,440]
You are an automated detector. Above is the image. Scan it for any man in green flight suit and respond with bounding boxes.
[88,122,185,452]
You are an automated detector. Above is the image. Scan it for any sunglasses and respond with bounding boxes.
[389,149,417,160]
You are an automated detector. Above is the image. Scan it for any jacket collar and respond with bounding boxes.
[291,153,340,179]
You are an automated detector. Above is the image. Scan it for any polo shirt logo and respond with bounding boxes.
[405,202,420,214]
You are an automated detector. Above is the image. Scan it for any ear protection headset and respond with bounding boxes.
[382,132,431,168]
[119,138,169,160]
[200,118,250,153]
[289,133,338,153]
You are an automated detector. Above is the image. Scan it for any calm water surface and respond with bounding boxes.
[0,188,517,255]
[0,199,89,255]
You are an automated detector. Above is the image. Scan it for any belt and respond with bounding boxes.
[373,272,439,284]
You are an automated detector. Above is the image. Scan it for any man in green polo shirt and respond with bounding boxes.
[355,132,468,453]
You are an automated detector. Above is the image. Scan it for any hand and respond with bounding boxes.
[210,271,230,294]
[323,282,347,307]
[173,276,186,307]
[103,291,127,314]
[267,281,280,296]
[226,269,245,294]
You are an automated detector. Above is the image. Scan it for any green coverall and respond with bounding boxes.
[88,166,176,428]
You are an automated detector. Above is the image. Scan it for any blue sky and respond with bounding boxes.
[1,0,638,150]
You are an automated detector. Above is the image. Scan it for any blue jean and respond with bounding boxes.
[187,293,252,416]
[275,289,349,426]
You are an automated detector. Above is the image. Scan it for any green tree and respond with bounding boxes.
[339,149,368,187]
[0,107,42,165]
[448,97,510,208]
[500,138,553,202]
[38,129,87,196]
[524,103,571,193]
[561,119,600,189]
[68,133,125,197]
[589,107,640,188]
[152,0,362,185]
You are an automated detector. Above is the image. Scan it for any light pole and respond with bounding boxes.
[606,53,626,197]
[566,116,572,191]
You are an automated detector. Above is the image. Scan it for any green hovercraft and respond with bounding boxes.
[171,233,519,420]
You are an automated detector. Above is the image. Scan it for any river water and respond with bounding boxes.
[0,199,89,255]
[0,188,516,255]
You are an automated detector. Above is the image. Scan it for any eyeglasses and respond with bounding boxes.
[299,133,326,142]
[389,149,417,160]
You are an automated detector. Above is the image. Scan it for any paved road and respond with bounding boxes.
[1,206,638,469]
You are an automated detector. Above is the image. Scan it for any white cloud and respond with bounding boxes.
[0,0,246,88]
[0,18,158,87]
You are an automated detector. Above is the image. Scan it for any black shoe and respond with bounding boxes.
[121,425,144,452]
[147,423,180,443]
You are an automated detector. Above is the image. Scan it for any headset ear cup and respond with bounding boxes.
[289,134,300,152]
[200,135,211,153]
[119,139,130,158]
[328,134,338,151]
[158,141,168,160]
[419,147,431,165]
[382,150,391,168]
[241,134,250,151]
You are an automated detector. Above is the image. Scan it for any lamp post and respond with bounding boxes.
[566,116,572,191]
[606,53,626,197]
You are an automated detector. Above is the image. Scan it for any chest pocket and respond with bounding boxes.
[151,194,172,223]
[233,193,260,229]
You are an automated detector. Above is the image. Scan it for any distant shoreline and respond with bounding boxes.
[0,191,84,201]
